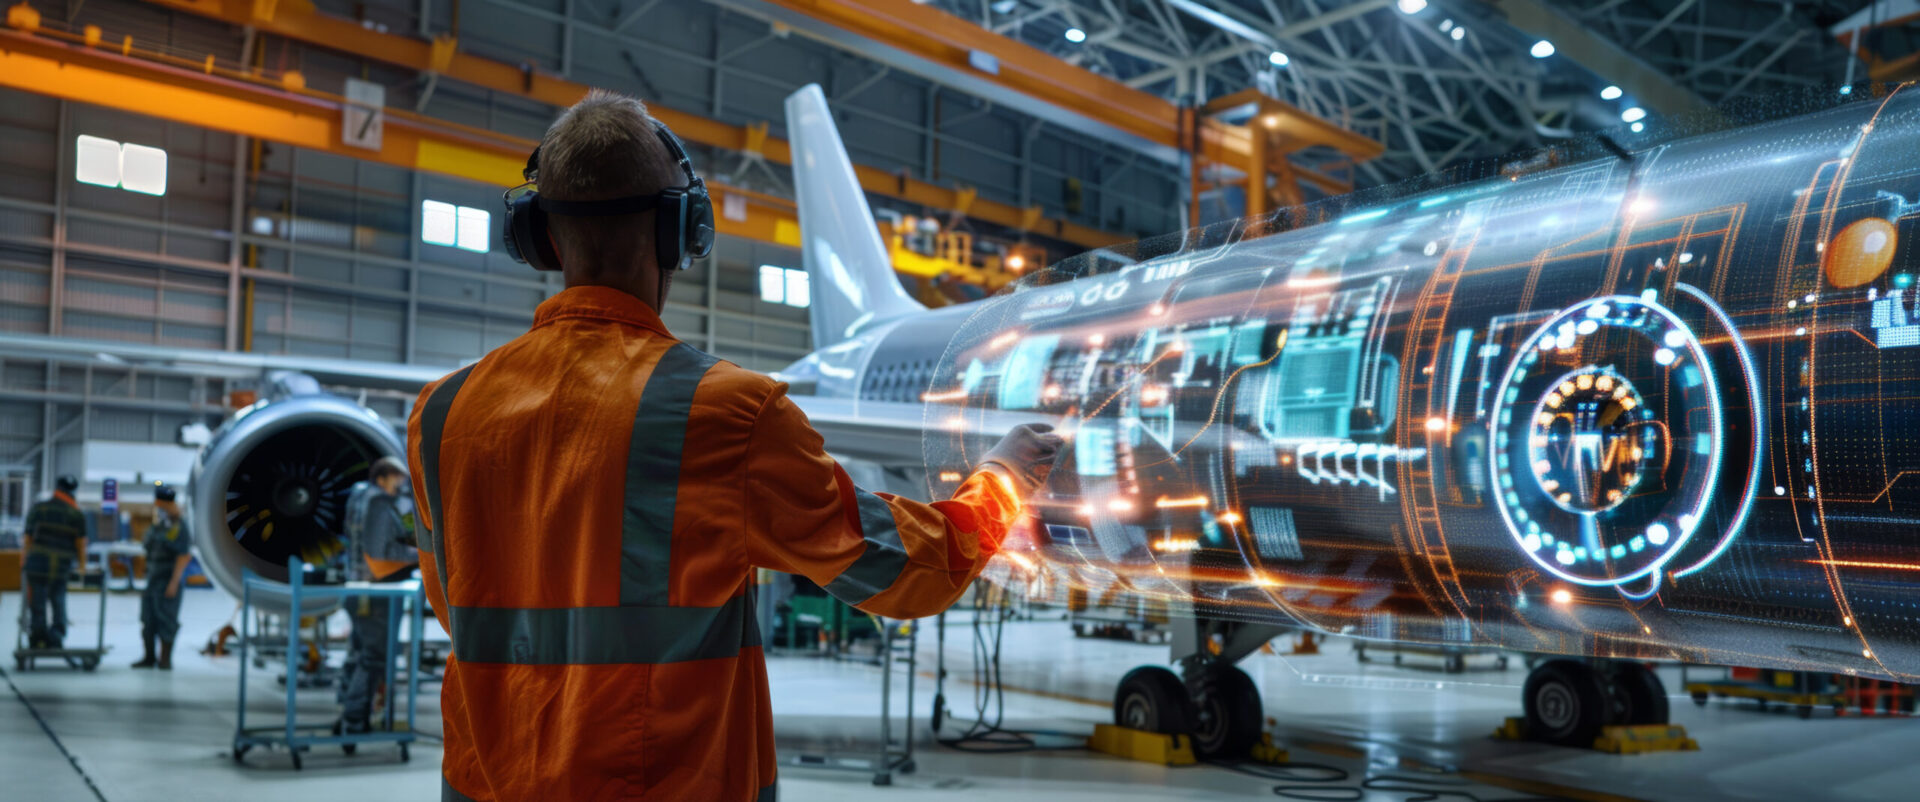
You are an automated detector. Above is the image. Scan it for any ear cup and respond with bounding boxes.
[655,190,688,271]
[684,184,714,261]
[504,188,562,271]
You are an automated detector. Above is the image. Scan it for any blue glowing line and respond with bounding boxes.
[1443,329,1475,426]
[1671,282,1765,578]
[1338,208,1390,225]
[1618,572,1663,600]
[1417,195,1453,208]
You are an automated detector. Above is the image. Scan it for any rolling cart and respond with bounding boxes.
[12,564,108,672]
[232,557,424,769]
[786,616,918,786]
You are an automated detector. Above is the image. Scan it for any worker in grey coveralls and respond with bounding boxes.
[22,474,88,650]
[338,456,417,733]
[133,484,192,670]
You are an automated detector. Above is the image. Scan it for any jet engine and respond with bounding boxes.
[186,391,404,616]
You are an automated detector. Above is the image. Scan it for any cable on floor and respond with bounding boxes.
[1214,758,1563,802]
[934,586,1086,754]
[0,664,111,802]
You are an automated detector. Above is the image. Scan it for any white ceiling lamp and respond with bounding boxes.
[1600,85,1623,101]
[1064,27,1087,43]
[1397,0,1427,14]
[1450,26,1465,41]
[1621,106,1647,123]
[1268,50,1289,67]
[1530,40,1555,58]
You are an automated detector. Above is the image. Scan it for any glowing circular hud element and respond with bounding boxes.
[1527,367,1654,515]
[1489,295,1723,589]
[1825,217,1897,288]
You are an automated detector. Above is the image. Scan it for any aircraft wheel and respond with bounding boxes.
[1524,660,1607,747]
[1608,662,1670,726]
[1114,666,1194,735]
[1191,666,1263,759]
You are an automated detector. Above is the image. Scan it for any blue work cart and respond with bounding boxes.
[233,557,426,770]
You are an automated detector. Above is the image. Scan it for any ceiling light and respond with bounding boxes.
[1530,40,1555,58]
[990,0,1016,12]
[1450,26,1465,40]
[1439,19,1453,32]
[1600,85,1622,100]
[1268,50,1289,67]
[1840,85,1854,96]
[1064,27,1086,43]
[1396,0,1426,14]
[1621,106,1647,123]
[1630,121,1645,133]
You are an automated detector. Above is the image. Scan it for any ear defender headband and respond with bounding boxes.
[502,124,715,273]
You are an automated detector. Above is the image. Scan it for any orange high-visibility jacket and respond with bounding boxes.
[408,286,1019,801]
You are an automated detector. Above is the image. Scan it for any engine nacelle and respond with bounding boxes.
[186,394,404,616]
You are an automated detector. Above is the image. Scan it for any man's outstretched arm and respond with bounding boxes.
[742,383,1060,619]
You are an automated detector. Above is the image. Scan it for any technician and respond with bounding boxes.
[22,474,87,650]
[409,90,1062,801]
[337,456,417,733]
[133,484,192,670]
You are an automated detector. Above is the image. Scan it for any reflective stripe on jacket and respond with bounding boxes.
[408,286,1019,802]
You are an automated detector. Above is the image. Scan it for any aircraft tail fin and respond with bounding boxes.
[785,84,924,348]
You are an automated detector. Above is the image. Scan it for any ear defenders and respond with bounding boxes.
[502,124,715,272]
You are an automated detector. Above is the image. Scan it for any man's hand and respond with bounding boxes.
[165,581,180,599]
[978,423,1067,498]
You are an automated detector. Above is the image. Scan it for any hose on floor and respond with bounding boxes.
[934,585,1085,753]
[0,664,111,802]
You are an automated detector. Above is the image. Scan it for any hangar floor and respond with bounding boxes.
[3,588,1917,801]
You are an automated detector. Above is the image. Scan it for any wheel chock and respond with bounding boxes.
[1088,724,1197,766]
[1249,732,1290,765]
[1492,718,1698,754]
[1592,724,1698,755]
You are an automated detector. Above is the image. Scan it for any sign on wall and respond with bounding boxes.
[343,78,386,151]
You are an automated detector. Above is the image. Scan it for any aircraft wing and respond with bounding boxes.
[0,332,451,393]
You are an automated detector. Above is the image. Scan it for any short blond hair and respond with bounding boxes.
[538,90,683,268]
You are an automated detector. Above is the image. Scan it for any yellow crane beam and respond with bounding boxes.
[0,25,801,247]
[135,0,1130,248]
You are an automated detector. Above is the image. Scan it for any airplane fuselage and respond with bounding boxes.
[790,89,1920,680]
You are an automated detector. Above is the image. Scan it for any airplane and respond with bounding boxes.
[7,81,1919,758]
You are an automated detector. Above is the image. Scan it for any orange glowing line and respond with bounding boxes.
[1138,331,1288,469]
[989,331,1021,349]
[1154,495,1209,509]
[1806,559,1920,572]
[921,388,969,402]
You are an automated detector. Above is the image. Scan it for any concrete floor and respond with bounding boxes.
[3,588,1918,801]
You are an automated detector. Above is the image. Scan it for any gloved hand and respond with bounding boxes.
[978,423,1066,498]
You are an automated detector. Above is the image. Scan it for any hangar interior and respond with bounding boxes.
[4,0,1920,800]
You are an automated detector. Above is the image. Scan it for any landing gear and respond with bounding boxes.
[1190,666,1263,759]
[1606,661,1669,726]
[1111,618,1284,760]
[1522,659,1669,747]
[1114,666,1193,735]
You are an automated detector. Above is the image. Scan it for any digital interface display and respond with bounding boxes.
[912,87,1920,680]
